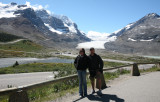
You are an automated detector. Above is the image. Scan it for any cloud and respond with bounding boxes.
[0,2,7,6]
[86,31,110,41]
[25,1,51,14]
[25,1,31,7]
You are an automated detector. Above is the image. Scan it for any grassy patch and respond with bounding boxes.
[0,50,25,58]
[0,40,42,52]
[0,50,57,58]
[0,63,75,74]
[28,78,79,102]
[0,40,45,58]
[103,68,130,82]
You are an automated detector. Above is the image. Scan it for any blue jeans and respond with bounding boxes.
[77,70,87,96]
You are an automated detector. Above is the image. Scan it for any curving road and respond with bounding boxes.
[0,72,55,89]
[0,39,26,44]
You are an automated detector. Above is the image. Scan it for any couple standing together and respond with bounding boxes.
[74,47,104,97]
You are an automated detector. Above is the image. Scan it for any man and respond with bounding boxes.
[88,47,104,95]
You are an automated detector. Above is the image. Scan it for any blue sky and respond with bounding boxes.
[1,0,160,33]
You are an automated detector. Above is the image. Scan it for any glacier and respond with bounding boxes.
[77,34,117,49]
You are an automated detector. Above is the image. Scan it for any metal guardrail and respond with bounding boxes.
[0,74,78,96]
[0,62,159,102]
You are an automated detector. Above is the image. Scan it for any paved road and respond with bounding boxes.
[0,72,55,89]
[56,72,160,102]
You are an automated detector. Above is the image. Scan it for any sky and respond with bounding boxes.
[1,0,160,34]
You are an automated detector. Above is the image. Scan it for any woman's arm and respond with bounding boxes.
[74,56,78,68]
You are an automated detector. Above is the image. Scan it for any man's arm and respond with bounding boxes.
[98,55,104,73]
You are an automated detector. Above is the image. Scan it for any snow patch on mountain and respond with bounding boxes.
[125,23,134,30]
[44,23,63,34]
[140,39,153,41]
[128,38,137,41]
[54,15,77,33]
[64,23,77,33]
[112,22,135,36]
[80,31,86,35]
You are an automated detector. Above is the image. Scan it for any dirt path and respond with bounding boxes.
[0,39,25,44]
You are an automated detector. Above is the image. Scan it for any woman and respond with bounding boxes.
[74,48,89,97]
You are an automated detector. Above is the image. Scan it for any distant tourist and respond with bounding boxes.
[74,48,89,98]
[88,47,104,96]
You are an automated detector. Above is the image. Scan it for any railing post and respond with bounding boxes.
[131,63,140,76]
[9,90,29,102]
[156,62,160,68]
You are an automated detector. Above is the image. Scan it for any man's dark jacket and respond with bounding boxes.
[74,54,89,70]
[88,53,104,73]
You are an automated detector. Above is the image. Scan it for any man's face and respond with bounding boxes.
[90,49,95,55]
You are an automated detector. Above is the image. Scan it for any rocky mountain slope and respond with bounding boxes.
[105,13,160,56]
[0,2,90,48]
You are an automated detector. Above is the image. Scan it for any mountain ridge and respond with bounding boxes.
[105,13,160,56]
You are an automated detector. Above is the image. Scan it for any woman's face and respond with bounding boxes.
[79,50,84,56]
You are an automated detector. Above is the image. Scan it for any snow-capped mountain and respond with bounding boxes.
[110,23,134,37]
[0,2,90,48]
[54,15,78,33]
[35,9,78,35]
[105,13,160,55]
